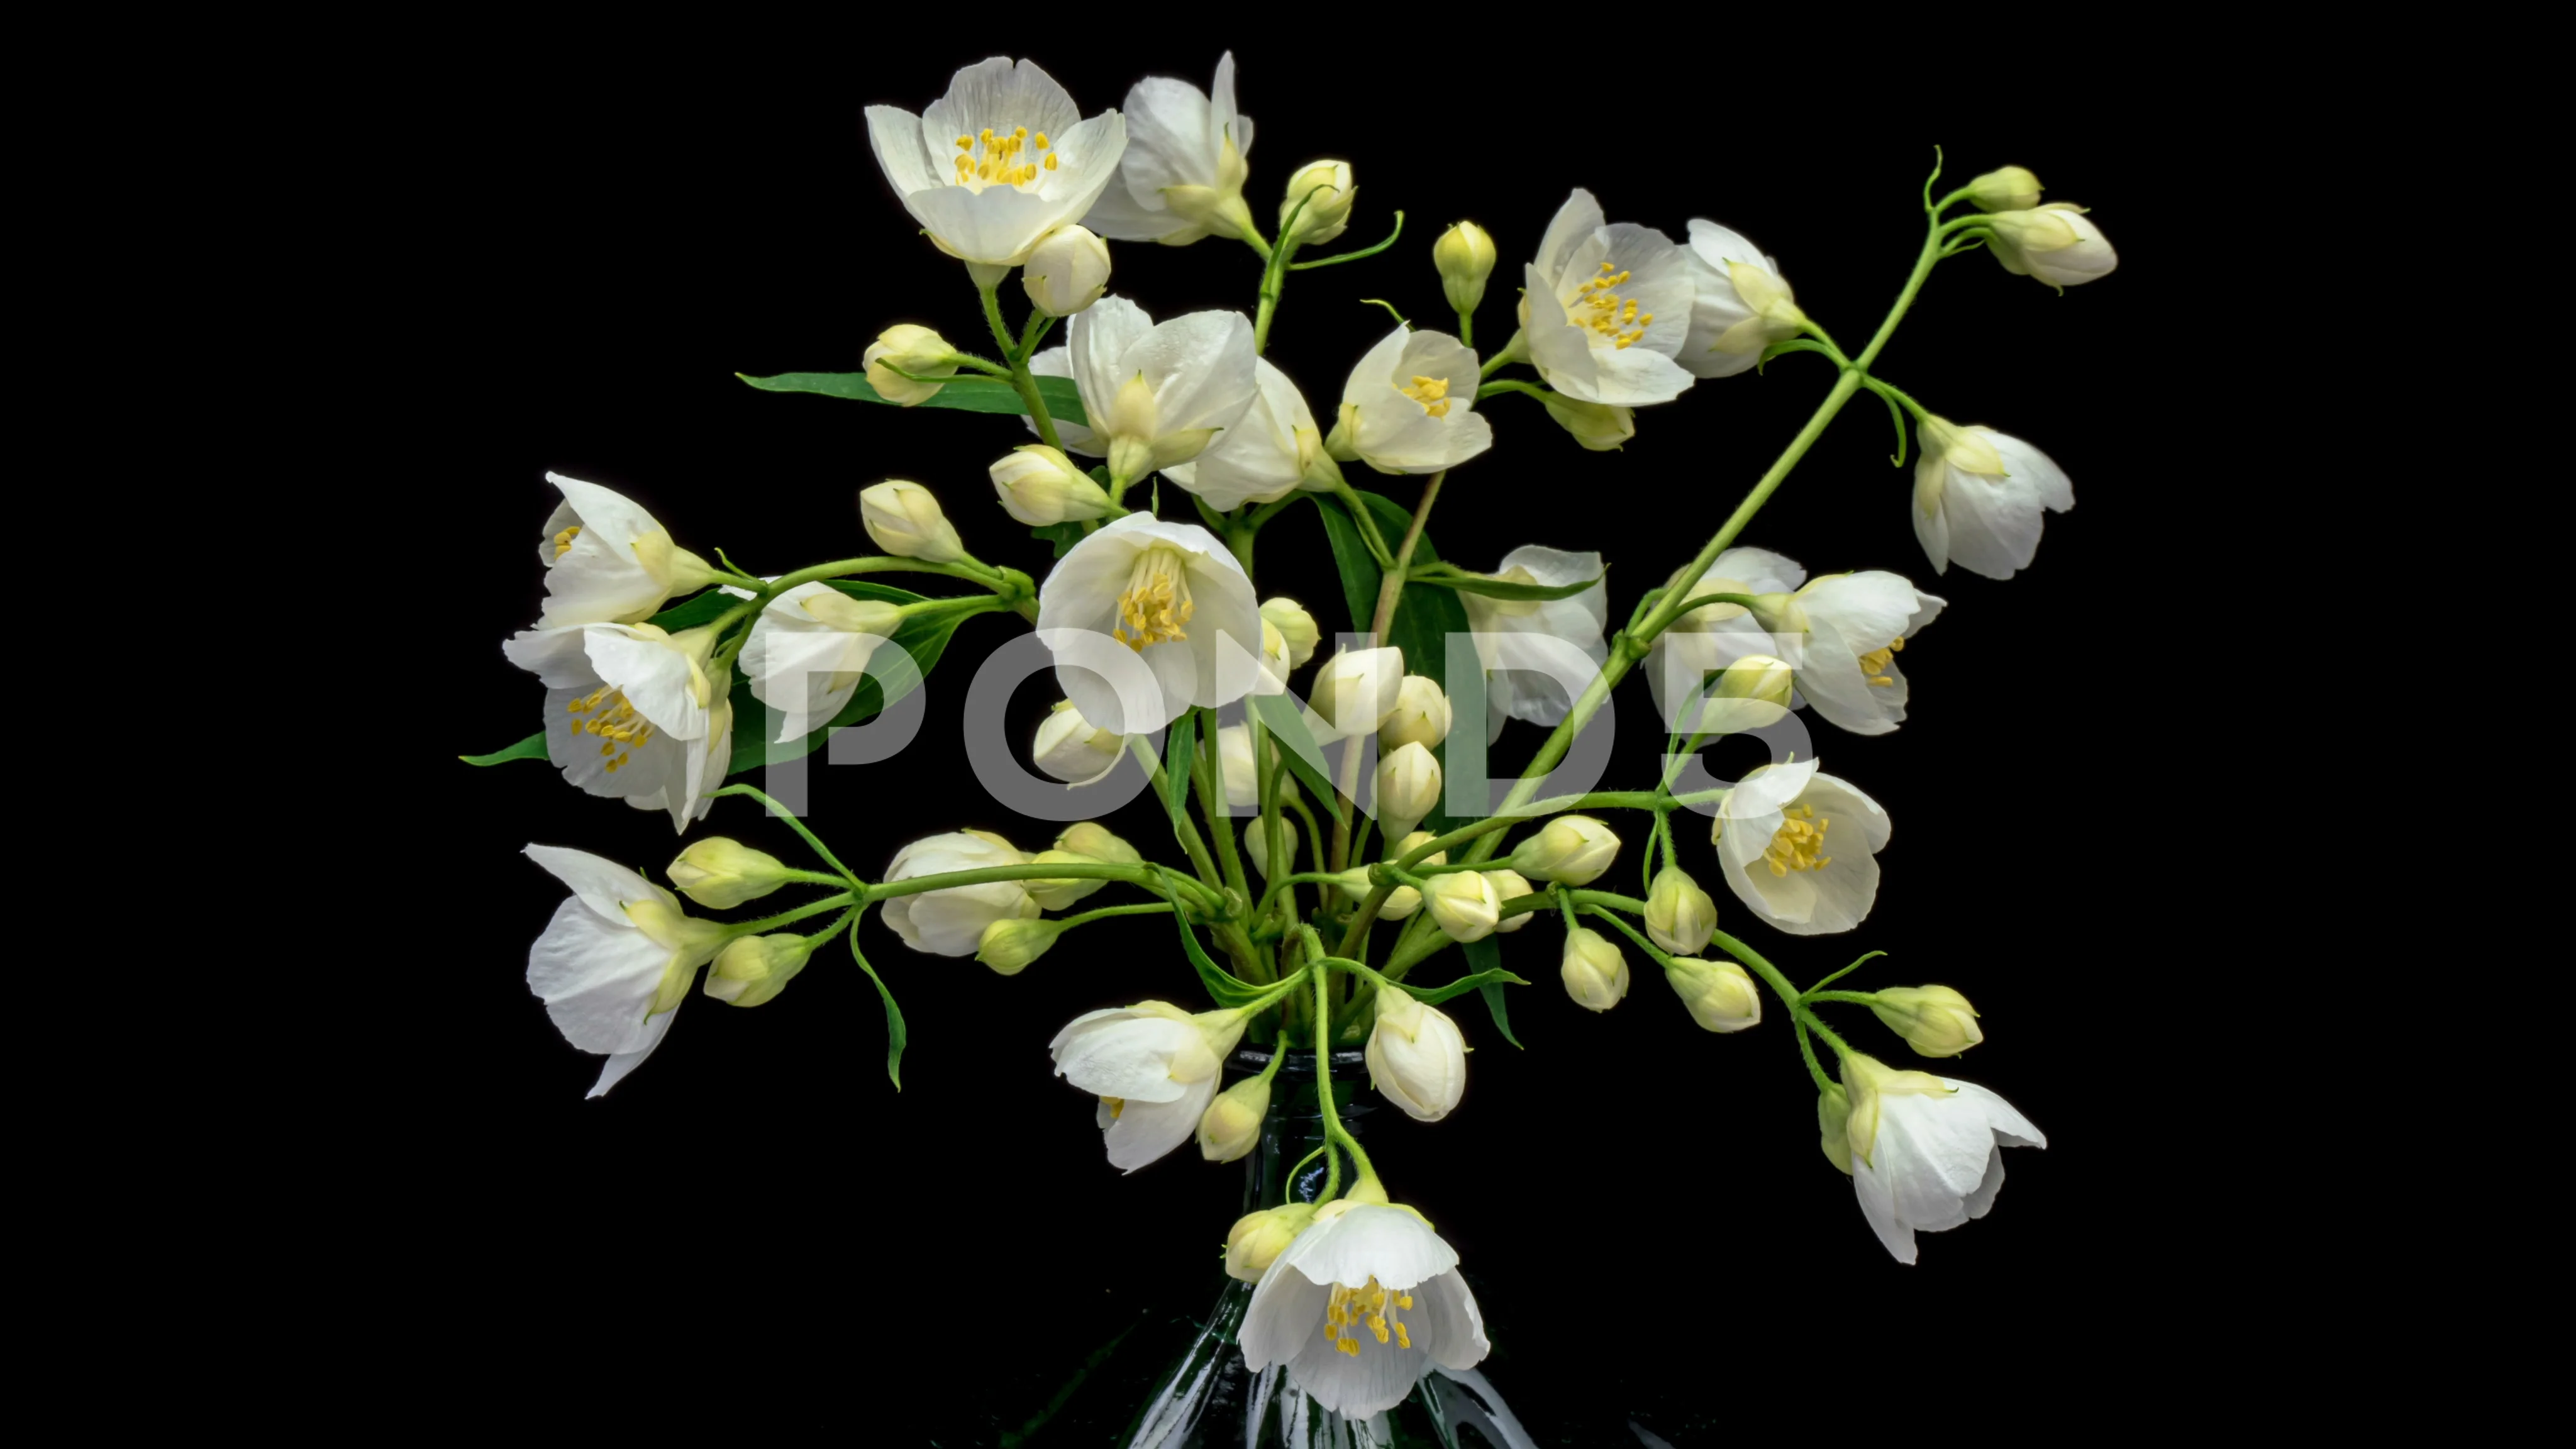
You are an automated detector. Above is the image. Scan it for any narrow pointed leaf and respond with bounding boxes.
[738,370,1089,425]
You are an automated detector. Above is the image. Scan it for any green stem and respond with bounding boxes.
[979,279,1065,451]
[1330,471,1445,884]
[1799,989,1884,1009]
[724,891,857,937]
[867,861,1222,911]
[1053,902,1177,930]
[709,784,865,884]
[1125,736,1229,894]
[763,557,1006,596]
[1194,706,1253,921]
[1709,925,1857,1065]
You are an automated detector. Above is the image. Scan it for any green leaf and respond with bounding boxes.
[1462,938,1524,1048]
[460,732,548,767]
[1406,965,1531,1008]
[1409,562,1605,602]
[1164,889,1267,1007]
[1314,492,1382,640]
[847,923,907,1091]
[1162,711,1197,823]
[645,588,745,632]
[1028,522,1086,558]
[737,370,1089,425]
[726,582,949,775]
[1317,487,1477,836]
[1250,693,1344,826]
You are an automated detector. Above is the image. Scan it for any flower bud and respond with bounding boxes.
[1057,821,1141,867]
[862,324,958,406]
[1280,160,1357,247]
[1243,816,1299,879]
[1216,724,1258,809]
[1331,866,1421,919]
[1868,985,1984,1058]
[1540,393,1635,452]
[1512,814,1619,886]
[859,480,967,564]
[1716,654,1796,708]
[1374,741,1441,840]
[1198,1076,1270,1163]
[1643,866,1718,957]
[1022,849,1108,911]
[1309,646,1405,740]
[704,932,816,1008]
[1021,224,1112,316]
[1560,926,1630,1013]
[1816,1084,1855,1175]
[1968,165,2043,213]
[1482,869,1536,933]
[990,445,1111,526]
[1366,985,1468,1121]
[1380,675,1452,751]
[666,837,794,910]
[1226,1202,1318,1282]
[1987,203,2118,288]
[1032,700,1125,785]
[1260,597,1321,670]
[1663,957,1760,1033]
[1423,868,1501,943]
[1434,221,1498,316]
[975,916,1063,975]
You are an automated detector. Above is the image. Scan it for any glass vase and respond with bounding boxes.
[1119,1046,1533,1448]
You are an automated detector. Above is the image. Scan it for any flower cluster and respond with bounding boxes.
[475,52,2114,1426]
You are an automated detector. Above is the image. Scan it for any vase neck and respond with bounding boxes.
[1230,1046,1369,1215]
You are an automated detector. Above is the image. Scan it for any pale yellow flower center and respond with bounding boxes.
[1857,634,1905,687]
[1101,1096,1124,1120]
[552,526,582,558]
[1323,1277,1416,1356]
[1114,547,1196,650]
[952,126,1056,190]
[567,684,656,774]
[1569,260,1652,350]
[1763,803,1831,877]
[1397,374,1452,418]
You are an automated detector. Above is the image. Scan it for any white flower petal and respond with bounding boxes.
[1103,1076,1213,1172]
[526,896,673,1054]
[588,1006,679,1098]
[1284,1204,1458,1292]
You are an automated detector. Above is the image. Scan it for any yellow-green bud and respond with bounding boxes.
[1033,700,1125,784]
[1482,869,1536,933]
[1280,160,1356,247]
[1423,868,1501,943]
[990,444,1112,526]
[1817,1084,1854,1175]
[1560,926,1629,1012]
[1868,985,1984,1058]
[1242,816,1300,879]
[1662,957,1760,1033]
[1021,223,1112,317]
[1643,866,1718,957]
[1057,821,1141,867]
[1968,165,2043,213]
[975,916,1063,975]
[1434,221,1498,316]
[1513,814,1620,886]
[1260,597,1321,670]
[1715,654,1796,708]
[620,896,728,1014]
[1198,1076,1270,1163]
[705,932,816,1009]
[1540,394,1635,452]
[1374,742,1441,840]
[666,838,794,910]
[862,324,958,406]
[1380,675,1452,751]
[858,480,966,564]
[1023,849,1108,911]
[1225,1202,1318,1282]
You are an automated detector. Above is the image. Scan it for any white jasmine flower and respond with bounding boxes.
[523,845,726,1098]
[1032,700,1126,785]
[1912,417,2075,581]
[739,582,906,743]
[1763,570,1947,738]
[1050,1001,1250,1172]
[1080,52,1255,245]
[1239,1201,1491,1418]
[1837,1052,2046,1264]
[1518,189,1697,405]
[1028,295,1258,485]
[1365,987,1467,1122]
[1162,358,1335,510]
[534,472,719,628]
[880,831,1039,957]
[1035,514,1263,733]
[1709,759,1890,935]
[1324,325,1492,475]
[863,57,1129,271]
[1647,545,1807,731]
[502,621,731,831]
[1675,221,1804,378]
[1458,545,1608,730]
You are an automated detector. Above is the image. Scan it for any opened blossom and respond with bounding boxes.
[1081,52,1256,245]
[1240,1201,1491,1418]
[1162,358,1337,510]
[1756,571,1946,738]
[1709,758,1890,935]
[1835,1052,2046,1264]
[1675,220,1805,378]
[502,621,731,831]
[1049,1001,1250,1172]
[739,583,906,743]
[1036,514,1262,733]
[1459,545,1608,732]
[1519,189,1697,406]
[1648,545,1807,731]
[1324,325,1492,475]
[1030,295,1258,486]
[864,57,1129,271]
[1911,416,2075,581]
[523,845,725,1098]
[880,831,1039,957]
[534,473,720,628]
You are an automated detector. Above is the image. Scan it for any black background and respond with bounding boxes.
[372,33,2282,1443]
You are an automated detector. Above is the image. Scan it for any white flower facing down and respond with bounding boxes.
[1240,1201,1491,1419]
[534,473,719,628]
[1049,1001,1250,1172]
[864,57,1129,271]
[1675,220,1805,379]
[739,583,905,744]
[1460,545,1609,731]
[1325,325,1492,475]
[1710,759,1891,935]
[1838,1052,2046,1265]
[1648,545,1807,732]
[1761,570,1947,738]
[1365,987,1467,1122]
[1162,358,1336,511]
[1519,189,1697,406]
[1082,52,1255,245]
[880,831,1040,957]
[1987,204,2118,288]
[523,845,725,1098]
[503,621,731,831]
[1030,295,1259,485]
[1036,513,1262,733]
[1911,417,2075,582]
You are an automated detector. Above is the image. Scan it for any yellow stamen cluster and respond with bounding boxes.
[567,684,656,774]
[552,526,582,559]
[1102,1096,1125,1121]
[1570,260,1652,349]
[1323,1277,1416,1357]
[1397,374,1452,418]
[1857,634,1905,687]
[952,126,1056,187]
[1114,547,1196,651]
[1763,803,1831,877]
